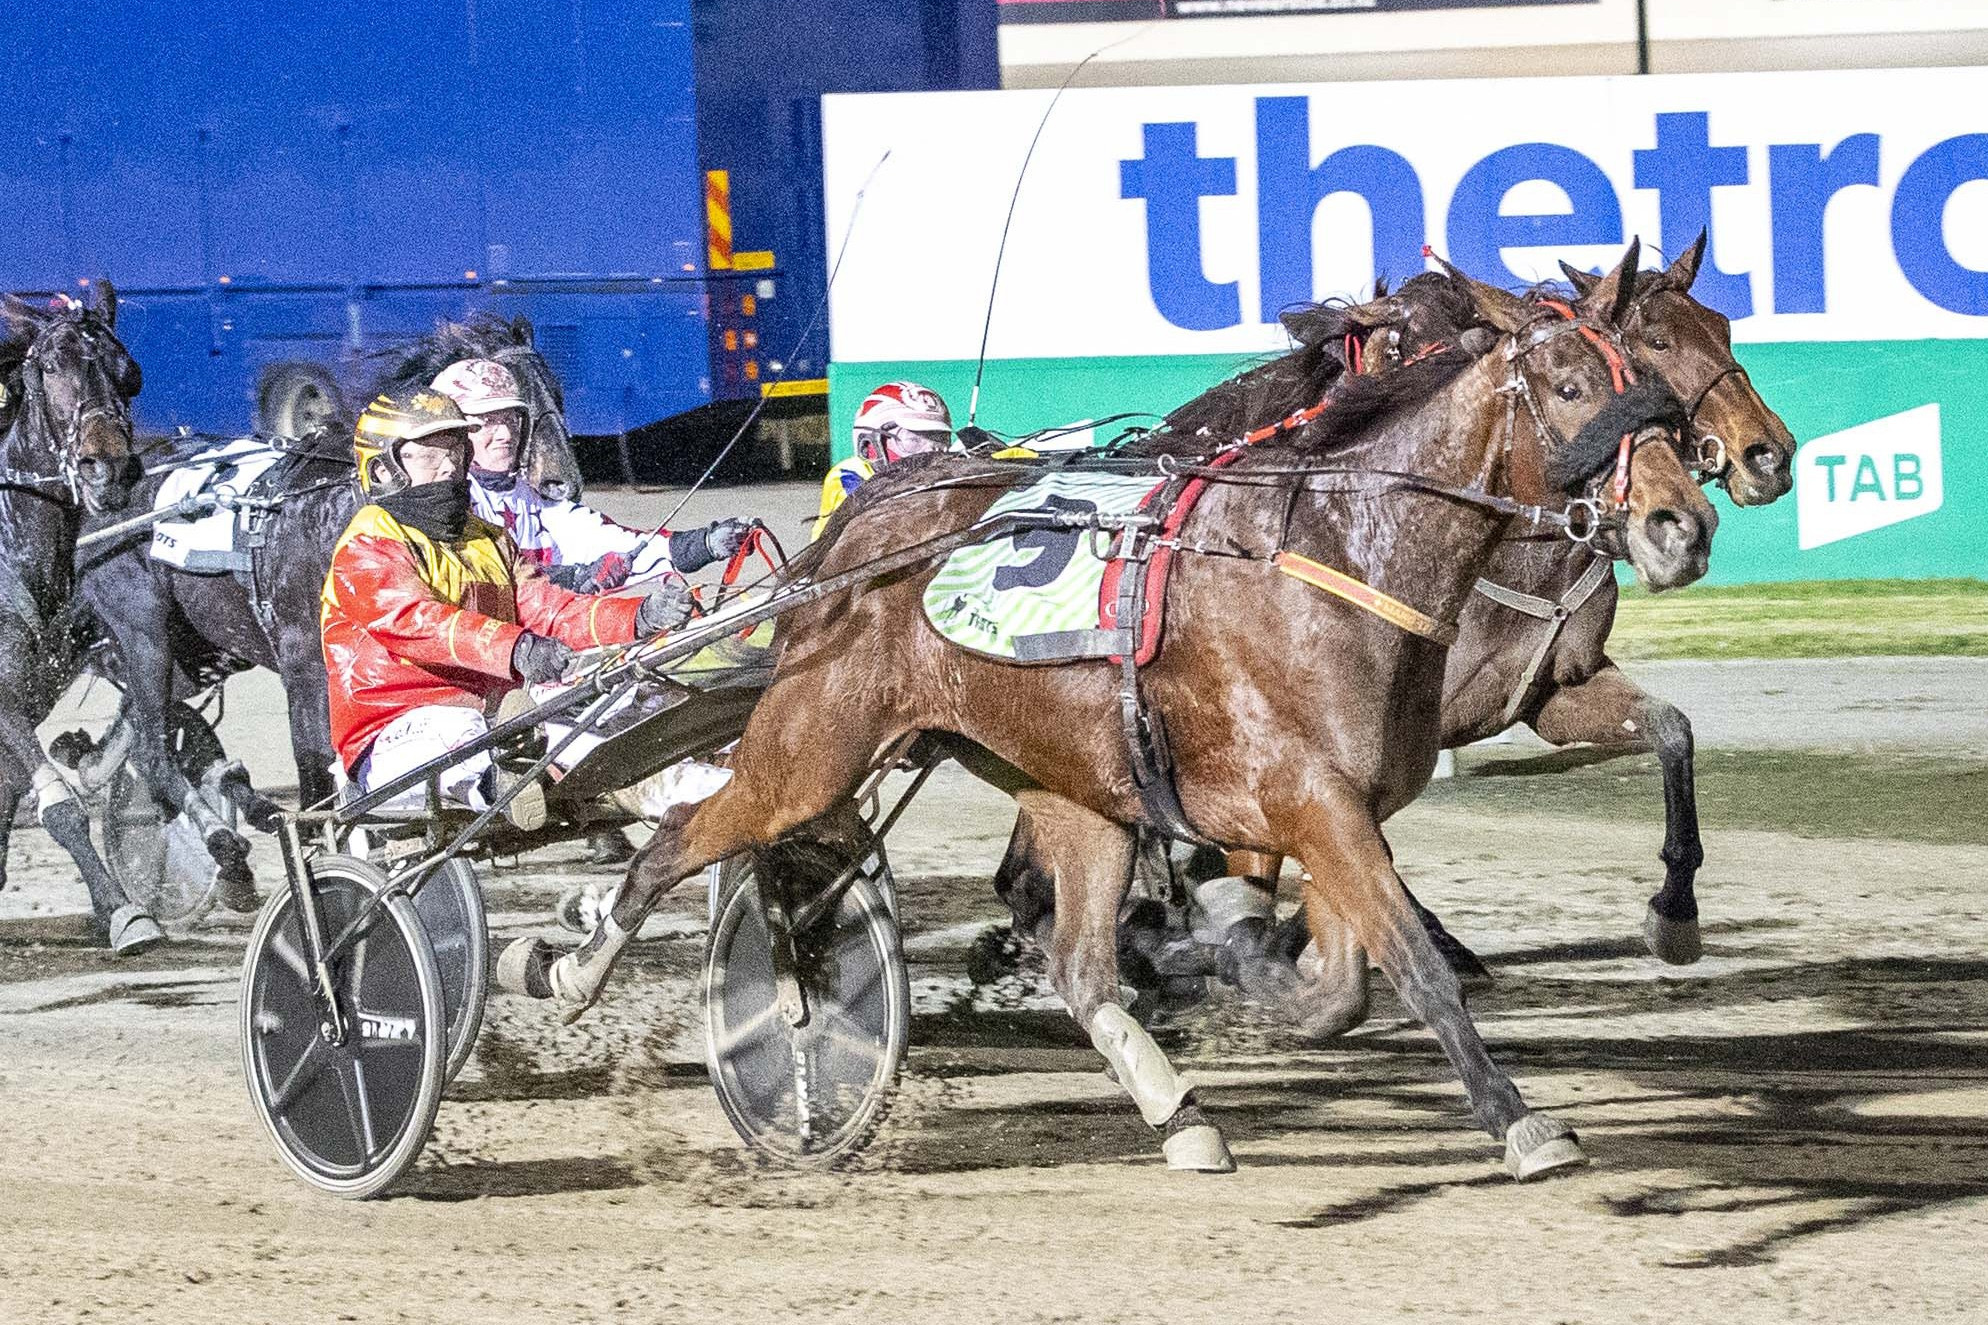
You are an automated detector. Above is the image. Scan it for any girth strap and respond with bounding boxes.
[1472,553,1613,727]
[1113,475,1214,846]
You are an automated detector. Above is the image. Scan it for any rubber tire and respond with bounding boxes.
[240,855,445,1199]
[101,701,232,928]
[703,853,908,1168]
[410,856,489,1084]
[257,361,345,439]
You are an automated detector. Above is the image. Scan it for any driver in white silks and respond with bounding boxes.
[430,356,751,860]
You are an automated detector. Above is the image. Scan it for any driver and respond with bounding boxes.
[429,358,752,594]
[321,390,691,812]
[813,380,954,538]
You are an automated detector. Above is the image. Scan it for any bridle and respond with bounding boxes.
[1679,360,1752,485]
[1,310,134,506]
[1497,299,1682,542]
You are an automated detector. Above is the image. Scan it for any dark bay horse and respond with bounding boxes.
[72,315,582,894]
[0,285,153,951]
[511,253,1715,1177]
[1118,238,1792,1008]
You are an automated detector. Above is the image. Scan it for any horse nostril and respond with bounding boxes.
[1645,507,1701,557]
[1744,441,1786,478]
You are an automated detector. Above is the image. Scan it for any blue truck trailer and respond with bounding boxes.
[0,0,996,460]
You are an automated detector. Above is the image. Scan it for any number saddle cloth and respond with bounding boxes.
[147,438,288,574]
[921,468,1218,667]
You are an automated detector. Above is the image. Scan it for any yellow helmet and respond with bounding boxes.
[353,390,473,495]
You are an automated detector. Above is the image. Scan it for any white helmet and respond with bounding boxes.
[852,381,952,464]
[429,358,526,415]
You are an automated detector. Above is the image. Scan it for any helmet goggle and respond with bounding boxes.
[856,421,951,465]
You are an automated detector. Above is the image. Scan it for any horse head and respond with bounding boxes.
[1,281,141,515]
[1446,245,1717,592]
[1561,233,1795,506]
[372,313,585,500]
[488,316,584,501]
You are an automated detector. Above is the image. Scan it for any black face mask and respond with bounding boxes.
[470,464,516,494]
[377,478,473,542]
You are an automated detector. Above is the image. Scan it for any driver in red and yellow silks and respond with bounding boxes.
[813,381,956,539]
[321,391,691,810]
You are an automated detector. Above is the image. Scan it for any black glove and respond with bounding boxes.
[666,518,751,572]
[512,631,576,685]
[634,579,694,636]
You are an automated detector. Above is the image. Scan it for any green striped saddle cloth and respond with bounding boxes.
[922,472,1156,664]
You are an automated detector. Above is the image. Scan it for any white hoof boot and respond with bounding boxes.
[1162,1119,1236,1173]
[108,904,164,957]
[1189,876,1275,946]
[1504,1112,1586,1181]
[1643,903,1702,965]
[496,936,557,998]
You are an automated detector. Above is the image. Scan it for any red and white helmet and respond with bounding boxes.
[852,381,952,464]
[430,358,526,415]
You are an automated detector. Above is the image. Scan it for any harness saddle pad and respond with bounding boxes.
[923,472,1161,664]
[149,439,282,573]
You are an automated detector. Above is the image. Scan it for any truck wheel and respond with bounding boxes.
[258,363,345,439]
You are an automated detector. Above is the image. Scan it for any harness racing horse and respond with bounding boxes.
[0,285,154,951]
[1199,239,1795,994]
[72,315,583,897]
[510,252,1717,1177]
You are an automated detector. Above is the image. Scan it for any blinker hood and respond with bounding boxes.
[1546,377,1687,492]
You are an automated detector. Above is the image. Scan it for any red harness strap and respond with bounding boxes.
[1537,297,1640,509]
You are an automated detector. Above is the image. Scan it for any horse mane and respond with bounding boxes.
[1128,271,1485,459]
[366,313,534,398]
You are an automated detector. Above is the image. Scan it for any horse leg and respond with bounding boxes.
[0,684,157,952]
[1531,661,1702,964]
[1292,785,1584,1180]
[500,684,901,1023]
[0,746,23,892]
[1018,790,1234,1172]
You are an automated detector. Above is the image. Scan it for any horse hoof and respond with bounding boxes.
[583,829,636,865]
[1503,1112,1586,1182]
[108,904,164,957]
[1643,903,1702,965]
[1162,1123,1237,1173]
[496,937,558,1000]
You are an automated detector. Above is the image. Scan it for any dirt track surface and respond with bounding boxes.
[4,485,1986,1323]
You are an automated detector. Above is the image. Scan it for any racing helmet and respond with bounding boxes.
[353,390,474,496]
[429,357,527,415]
[852,381,952,464]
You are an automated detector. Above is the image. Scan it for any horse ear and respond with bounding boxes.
[511,315,534,347]
[0,295,38,345]
[1578,238,1641,327]
[1427,253,1531,334]
[1558,260,1600,297]
[1661,230,1706,294]
[92,277,118,329]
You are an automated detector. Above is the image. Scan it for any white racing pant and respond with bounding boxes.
[354,696,731,819]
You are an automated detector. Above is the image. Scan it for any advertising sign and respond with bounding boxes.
[823,67,1988,583]
[997,0,1593,23]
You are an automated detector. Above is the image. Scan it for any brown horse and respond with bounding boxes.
[506,251,1715,1178]
[1187,237,1795,999]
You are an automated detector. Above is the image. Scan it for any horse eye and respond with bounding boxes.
[1557,382,1582,401]
[1648,335,1671,352]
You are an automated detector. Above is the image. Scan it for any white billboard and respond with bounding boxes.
[823,66,1988,364]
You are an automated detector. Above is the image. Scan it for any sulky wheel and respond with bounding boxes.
[240,854,445,1199]
[407,856,489,1084]
[703,849,909,1167]
[100,700,235,928]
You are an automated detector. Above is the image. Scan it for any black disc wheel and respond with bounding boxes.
[102,701,232,928]
[240,855,445,1199]
[703,852,908,1167]
[409,856,488,1084]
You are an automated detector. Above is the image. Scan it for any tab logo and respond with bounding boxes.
[1796,404,1943,550]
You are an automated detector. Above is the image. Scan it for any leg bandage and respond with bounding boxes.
[1089,1003,1193,1127]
